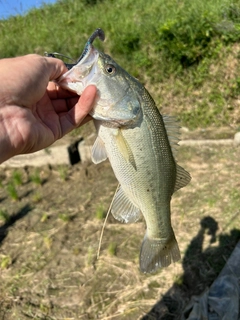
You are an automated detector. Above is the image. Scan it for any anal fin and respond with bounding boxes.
[174,164,191,192]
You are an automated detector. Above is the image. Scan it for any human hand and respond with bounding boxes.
[0,54,97,163]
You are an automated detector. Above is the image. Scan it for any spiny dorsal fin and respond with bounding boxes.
[162,115,180,157]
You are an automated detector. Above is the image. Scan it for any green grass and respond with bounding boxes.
[0,0,240,128]
[95,205,106,220]
[0,209,10,223]
[57,165,69,181]
[6,183,19,201]
[32,192,42,203]
[58,213,72,222]
[0,255,12,269]
[40,212,49,222]
[29,169,42,185]
[12,170,23,186]
[108,242,117,256]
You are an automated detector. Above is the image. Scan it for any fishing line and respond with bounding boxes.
[97,184,120,259]
[44,51,76,61]
[44,52,77,70]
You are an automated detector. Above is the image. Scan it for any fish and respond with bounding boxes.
[58,28,191,273]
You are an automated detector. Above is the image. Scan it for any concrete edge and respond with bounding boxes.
[0,138,238,168]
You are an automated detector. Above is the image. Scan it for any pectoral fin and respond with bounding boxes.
[91,136,108,164]
[115,129,136,170]
[111,185,142,223]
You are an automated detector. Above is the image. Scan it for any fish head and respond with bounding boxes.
[58,29,142,126]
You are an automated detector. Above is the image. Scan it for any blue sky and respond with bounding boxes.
[0,0,57,19]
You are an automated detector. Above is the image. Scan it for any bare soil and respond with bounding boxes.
[0,129,239,319]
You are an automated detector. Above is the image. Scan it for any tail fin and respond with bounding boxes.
[139,233,180,273]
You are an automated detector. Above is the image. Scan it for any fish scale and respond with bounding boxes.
[58,29,191,273]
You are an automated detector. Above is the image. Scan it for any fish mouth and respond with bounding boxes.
[58,28,141,126]
[58,46,99,95]
[58,28,105,94]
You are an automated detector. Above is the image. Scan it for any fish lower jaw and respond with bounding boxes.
[58,80,84,95]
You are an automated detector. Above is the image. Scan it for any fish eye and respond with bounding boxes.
[105,64,115,75]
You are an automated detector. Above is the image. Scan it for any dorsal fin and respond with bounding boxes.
[163,115,191,191]
[162,115,180,157]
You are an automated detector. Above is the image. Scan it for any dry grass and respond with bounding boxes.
[0,143,239,319]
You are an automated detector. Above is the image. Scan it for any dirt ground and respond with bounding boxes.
[0,128,239,320]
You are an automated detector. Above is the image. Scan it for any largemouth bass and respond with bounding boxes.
[58,29,191,273]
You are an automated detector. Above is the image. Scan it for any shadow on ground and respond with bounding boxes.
[142,216,240,320]
[0,204,32,244]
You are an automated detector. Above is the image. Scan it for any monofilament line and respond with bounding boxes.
[97,184,120,259]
